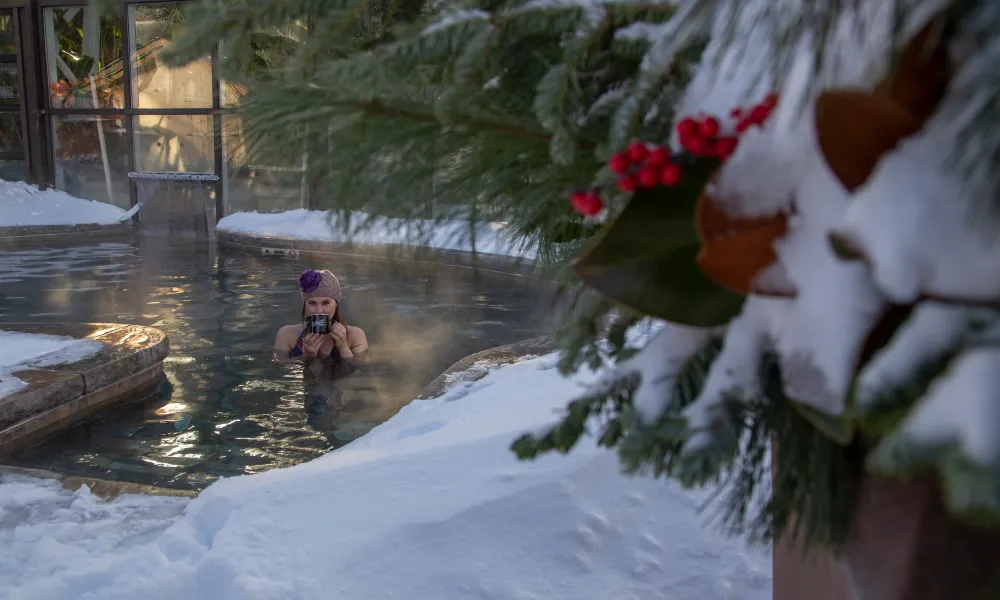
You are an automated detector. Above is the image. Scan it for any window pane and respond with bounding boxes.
[130,4,212,109]
[222,114,307,214]
[0,159,28,182]
[0,112,22,154]
[1,10,18,105]
[43,7,124,109]
[219,21,308,109]
[134,114,214,173]
[0,9,15,53]
[0,64,18,105]
[51,115,131,209]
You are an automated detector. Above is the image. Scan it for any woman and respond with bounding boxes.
[274,268,370,365]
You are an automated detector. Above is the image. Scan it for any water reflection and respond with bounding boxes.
[0,235,555,491]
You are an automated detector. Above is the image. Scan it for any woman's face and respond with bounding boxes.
[304,296,338,317]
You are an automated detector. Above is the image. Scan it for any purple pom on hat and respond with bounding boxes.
[299,269,323,293]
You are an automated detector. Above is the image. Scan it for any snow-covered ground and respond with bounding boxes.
[0,330,104,398]
[0,352,771,600]
[217,209,537,258]
[0,178,127,227]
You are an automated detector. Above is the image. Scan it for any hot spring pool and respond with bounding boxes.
[0,234,555,491]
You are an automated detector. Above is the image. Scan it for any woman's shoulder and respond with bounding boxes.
[346,325,368,345]
[275,324,303,345]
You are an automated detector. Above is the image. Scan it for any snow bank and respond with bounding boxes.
[0,178,127,227]
[216,209,538,259]
[0,475,188,583]
[0,352,771,600]
[0,331,104,398]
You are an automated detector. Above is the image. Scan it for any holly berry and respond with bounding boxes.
[608,152,631,174]
[660,164,682,186]
[699,116,720,138]
[570,190,603,216]
[676,117,699,139]
[647,146,671,168]
[763,92,779,108]
[749,104,772,125]
[730,107,744,120]
[684,136,710,156]
[627,141,649,163]
[618,174,639,193]
[713,136,739,160]
[637,165,660,188]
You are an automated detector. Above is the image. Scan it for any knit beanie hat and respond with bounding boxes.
[299,269,342,304]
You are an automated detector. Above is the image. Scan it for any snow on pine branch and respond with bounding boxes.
[853,303,991,411]
[887,337,1000,467]
[617,323,718,424]
[422,9,490,34]
[832,133,1000,304]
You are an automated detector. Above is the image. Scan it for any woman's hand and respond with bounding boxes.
[330,322,349,350]
[302,332,325,357]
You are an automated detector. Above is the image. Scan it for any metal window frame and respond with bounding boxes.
[8,0,225,217]
[0,3,32,174]
[1,0,311,220]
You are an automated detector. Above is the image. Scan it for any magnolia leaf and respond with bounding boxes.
[574,157,745,327]
[813,11,954,195]
[694,188,792,297]
[814,90,922,193]
[875,12,954,123]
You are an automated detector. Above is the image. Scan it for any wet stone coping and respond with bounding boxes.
[0,221,136,245]
[216,228,546,280]
[0,323,170,460]
[0,464,196,499]
[417,336,555,400]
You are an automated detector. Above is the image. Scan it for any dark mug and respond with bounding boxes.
[304,314,330,334]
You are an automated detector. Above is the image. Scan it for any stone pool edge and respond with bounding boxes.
[215,228,546,280]
[0,221,136,244]
[0,323,170,460]
[416,336,555,400]
[0,464,196,499]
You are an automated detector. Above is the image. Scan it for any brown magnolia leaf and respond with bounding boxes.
[874,13,954,123]
[694,188,793,296]
[814,90,922,192]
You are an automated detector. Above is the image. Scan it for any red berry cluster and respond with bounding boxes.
[607,141,684,194]
[676,92,779,159]
[568,93,779,217]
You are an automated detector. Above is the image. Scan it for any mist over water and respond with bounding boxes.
[0,234,557,491]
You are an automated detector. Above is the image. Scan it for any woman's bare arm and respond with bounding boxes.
[342,327,371,365]
[272,325,302,363]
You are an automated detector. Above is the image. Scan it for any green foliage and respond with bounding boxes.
[151,0,699,276]
[514,337,865,551]
[573,156,745,327]
[511,370,641,458]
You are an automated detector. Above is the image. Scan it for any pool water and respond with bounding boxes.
[0,235,556,491]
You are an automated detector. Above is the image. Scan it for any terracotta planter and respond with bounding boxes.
[773,471,1000,600]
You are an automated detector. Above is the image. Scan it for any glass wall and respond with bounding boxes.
[133,113,214,173]
[0,7,27,182]
[129,4,212,110]
[13,1,315,219]
[221,114,309,215]
[42,7,124,110]
[219,22,311,215]
[51,114,131,208]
